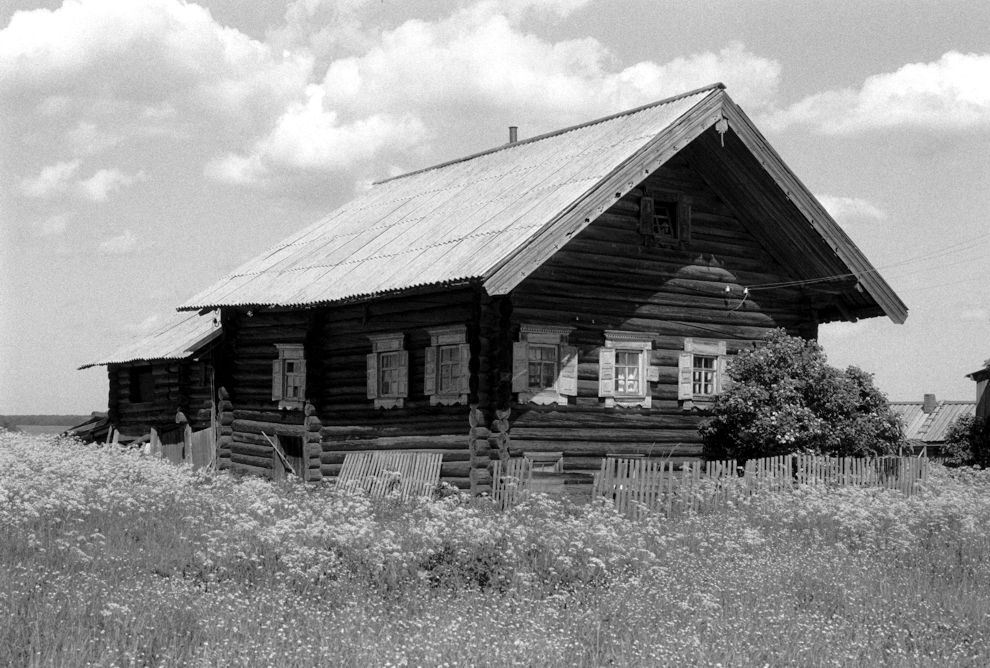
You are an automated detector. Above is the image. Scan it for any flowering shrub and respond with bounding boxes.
[943,415,990,467]
[701,329,903,460]
[3,432,990,666]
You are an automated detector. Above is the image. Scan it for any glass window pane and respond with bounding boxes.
[692,354,718,396]
[614,349,642,396]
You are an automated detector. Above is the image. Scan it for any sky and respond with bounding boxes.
[1,0,989,414]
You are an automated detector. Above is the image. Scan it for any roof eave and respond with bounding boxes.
[718,99,908,324]
[78,319,223,370]
[178,278,481,313]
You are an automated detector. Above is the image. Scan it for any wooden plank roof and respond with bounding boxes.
[179,83,907,323]
[890,400,975,443]
[79,311,221,369]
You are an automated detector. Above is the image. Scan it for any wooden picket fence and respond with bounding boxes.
[337,451,443,500]
[146,425,216,470]
[493,453,929,515]
[591,454,929,519]
[491,458,533,510]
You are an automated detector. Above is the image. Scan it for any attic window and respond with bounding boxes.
[639,191,691,247]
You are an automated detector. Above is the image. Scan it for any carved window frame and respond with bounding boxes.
[599,331,656,409]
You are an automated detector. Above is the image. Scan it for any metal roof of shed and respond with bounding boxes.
[179,83,906,323]
[890,401,975,443]
[79,311,221,369]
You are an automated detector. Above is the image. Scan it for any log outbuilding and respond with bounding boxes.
[80,311,222,439]
[165,83,906,492]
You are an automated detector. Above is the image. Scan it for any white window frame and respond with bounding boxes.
[692,355,719,397]
[678,337,728,409]
[599,331,655,408]
[367,333,408,409]
[272,344,306,410]
[425,325,470,406]
[512,324,577,406]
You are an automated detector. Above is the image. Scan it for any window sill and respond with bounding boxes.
[605,396,652,409]
[373,397,405,410]
[518,389,567,406]
[430,393,468,407]
[277,400,303,411]
[681,398,716,411]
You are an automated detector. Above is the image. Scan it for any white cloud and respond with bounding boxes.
[37,213,70,237]
[77,168,148,202]
[20,160,81,198]
[206,86,426,182]
[959,307,988,323]
[19,160,146,202]
[4,0,785,189]
[66,121,123,156]
[768,51,990,134]
[98,229,139,255]
[817,195,888,222]
[322,10,780,124]
[0,0,312,147]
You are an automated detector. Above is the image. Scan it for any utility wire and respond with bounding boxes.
[746,228,990,292]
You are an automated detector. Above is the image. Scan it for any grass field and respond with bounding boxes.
[2,431,990,667]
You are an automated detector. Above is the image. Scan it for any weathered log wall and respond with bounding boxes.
[314,290,477,489]
[221,309,312,478]
[220,291,478,487]
[506,154,820,479]
[108,358,214,437]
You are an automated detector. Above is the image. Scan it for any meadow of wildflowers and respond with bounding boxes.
[2,431,990,667]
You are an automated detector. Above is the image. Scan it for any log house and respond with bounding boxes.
[161,83,908,492]
[80,311,222,438]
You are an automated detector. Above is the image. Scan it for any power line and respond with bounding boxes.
[746,228,990,292]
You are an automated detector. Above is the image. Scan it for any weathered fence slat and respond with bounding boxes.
[338,451,443,499]
[592,454,928,519]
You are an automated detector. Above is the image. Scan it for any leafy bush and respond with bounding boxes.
[943,415,990,467]
[701,330,903,460]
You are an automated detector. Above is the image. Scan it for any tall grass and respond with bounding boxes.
[2,432,989,666]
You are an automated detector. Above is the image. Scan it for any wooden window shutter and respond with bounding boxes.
[424,346,437,396]
[457,343,471,394]
[598,348,615,398]
[272,359,283,401]
[558,345,579,396]
[717,355,730,393]
[366,353,378,399]
[297,361,307,401]
[678,353,694,400]
[511,341,529,392]
[396,350,409,397]
[638,196,655,236]
[677,197,692,244]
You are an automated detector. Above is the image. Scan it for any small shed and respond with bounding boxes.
[890,394,975,455]
[967,366,990,421]
[79,312,222,438]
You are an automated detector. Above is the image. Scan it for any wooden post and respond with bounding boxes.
[216,387,234,471]
[304,402,323,482]
[176,410,190,464]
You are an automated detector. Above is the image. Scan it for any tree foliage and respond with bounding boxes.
[942,415,990,468]
[700,330,903,460]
